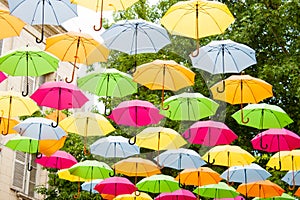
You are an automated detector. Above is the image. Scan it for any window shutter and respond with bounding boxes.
[12,151,26,191]
[0,40,3,55]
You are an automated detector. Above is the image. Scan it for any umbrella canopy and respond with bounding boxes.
[237,180,285,198]
[282,170,300,186]
[190,39,256,74]
[58,168,87,182]
[202,145,256,167]
[160,92,219,121]
[251,128,300,152]
[182,120,238,146]
[194,182,239,199]
[45,110,67,123]
[114,192,153,200]
[253,193,295,200]
[108,100,164,127]
[0,117,19,134]
[35,150,77,169]
[8,0,77,43]
[232,103,293,129]
[136,174,179,194]
[175,167,222,186]
[154,148,206,170]
[45,31,109,82]
[267,150,300,171]
[90,136,140,158]
[81,179,102,194]
[214,196,245,200]
[0,71,7,83]
[0,9,25,39]
[294,187,300,197]
[155,189,197,200]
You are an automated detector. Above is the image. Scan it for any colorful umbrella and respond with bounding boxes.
[45,110,67,123]
[251,128,300,152]
[266,150,300,171]
[237,180,285,198]
[8,0,77,43]
[34,150,77,169]
[0,116,19,134]
[108,100,164,126]
[160,92,219,121]
[182,120,238,146]
[0,9,25,39]
[0,71,7,83]
[45,31,110,82]
[81,179,102,194]
[214,196,245,200]
[294,187,300,197]
[114,192,153,200]
[154,148,206,170]
[194,182,239,199]
[252,193,295,200]
[0,46,59,96]
[282,170,300,186]
[133,59,195,109]
[161,0,234,56]
[155,189,197,200]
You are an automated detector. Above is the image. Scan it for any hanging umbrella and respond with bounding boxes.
[237,180,285,198]
[202,145,255,166]
[194,182,239,199]
[251,128,300,152]
[81,179,102,194]
[45,31,110,83]
[232,103,294,129]
[0,9,25,39]
[155,189,197,200]
[133,59,195,109]
[108,100,164,126]
[0,71,7,83]
[114,192,153,200]
[0,46,59,96]
[34,150,77,169]
[182,120,238,146]
[0,116,19,134]
[267,150,300,171]
[136,174,180,194]
[175,167,222,187]
[294,187,300,197]
[71,0,138,31]
[282,170,300,186]
[161,0,234,56]
[252,193,295,200]
[8,0,77,43]
[160,92,219,121]
[154,148,206,170]
[214,196,245,200]
[30,81,89,127]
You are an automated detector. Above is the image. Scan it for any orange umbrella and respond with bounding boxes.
[45,110,67,123]
[39,136,67,156]
[0,9,25,39]
[0,117,19,134]
[294,187,300,197]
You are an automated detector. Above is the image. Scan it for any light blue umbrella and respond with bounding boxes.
[81,179,103,194]
[154,148,206,170]
[282,170,300,186]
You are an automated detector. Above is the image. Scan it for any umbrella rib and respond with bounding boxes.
[47,1,60,25]
[78,37,89,65]
[212,47,222,74]
[0,15,21,35]
[224,45,241,72]
[10,52,25,75]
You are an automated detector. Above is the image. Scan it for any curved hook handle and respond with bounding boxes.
[27,162,33,171]
[36,32,44,43]
[162,104,169,111]
[51,121,58,128]
[131,65,137,74]
[216,80,226,93]
[190,40,200,57]
[2,130,8,136]
[260,138,268,150]
[134,190,141,196]
[288,184,296,190]
[65,65,76,83]
[241,108,250,124]
[93,0,104,31]
[207,153,215,165]
[104,108,112,116]
[36,152,43,159]
[178,180,184,188]
[128,136,136,145]
[109,169,115,177]
[183,129,192,140]
[226,181,235,186]
[22,83,29,97]
[274,161,281,171]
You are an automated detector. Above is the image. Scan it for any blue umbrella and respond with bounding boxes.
[81,179,103,194]
[282,170,300,189]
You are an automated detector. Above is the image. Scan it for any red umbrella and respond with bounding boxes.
[35,150,77,169]
[0,71,7,83]
[155,189,197,200]
[94,177,137,198]
[182,120,237,146]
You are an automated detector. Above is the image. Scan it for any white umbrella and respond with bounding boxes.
[81,179,103,194]
[282,170,300,186]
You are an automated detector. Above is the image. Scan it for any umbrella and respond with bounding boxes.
[0,9,25,39]
[133,59,195,109]
[94,177,137,197]
[30,81,89,126]
[90,135,140,158]
[251,128,300,152]
[182,120,238,146]
[136,174,180,194]
[45,31,110,82]
[0,46,59,96]
[154,148,206,170]
[294,188,300,197]
[253,193,295,200]
[45,110,67,123]
[267,150,300,171]
[175,167,222,187]
[232,103,293,129]
[34,150,77,169]
[161,0,234,56]
[8,0,77,43]
[237,180,285,198]
[214,196,245,200]
[114,192,153,200]
[190,39,256,74]
[159,92,219,121]
[71,0,138,31]
[0,116,19,134]
[0,71,7,83]
[282,170,300,186]
[108,100,164,126]
[155,189,197,200]
[0,91,40,135]
[202,145,255,166]
[194,182,239,199]
[81,179,102,194]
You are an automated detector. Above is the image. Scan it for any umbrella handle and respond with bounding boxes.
[51,121,59,128]
[128,136,136,145]
[178,181,184,188]
[289,184,296,190]
[1,130,8,136]
[260,138,268,149]
[190,40,200,57]
[73,182,81,199]
[22,79,29,97]
[27,162,33,171]
[36,152,42,159]
[36,33,44,44]
[134,190,141,196]
[65,65,76,83]
[216,80,226,93]
[109,169,115,177]
[207,153,215,165]
[183,129,192,140]
[274,161,281,171]
[93,0,103,31]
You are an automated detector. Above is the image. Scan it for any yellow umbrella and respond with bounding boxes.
[45,31,110,83]
[45,110,67,123]
[0,116,19,134]
[202,145,256,167]
[113,192,153,200]
[161,0,234,56]
[0,9,26,39]
[266,149,300,171]
[133,59,195,109]
[39,136,67,156]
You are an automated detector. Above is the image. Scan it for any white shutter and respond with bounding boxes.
[12,151,26,191]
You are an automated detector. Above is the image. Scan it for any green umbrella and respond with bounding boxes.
[160,92,219,121]
[136,174,180,193]
[5,135,38,154]
[68,160,113,180]
[253,193,295,200]
[232,103,293,129]
[0,46,59,96]
[193,182,239,199]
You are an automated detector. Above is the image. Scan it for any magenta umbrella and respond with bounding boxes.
[94,177,137,197]
[0,71,7,83]
[35,150,77,169]
[251,128,300,152]
[108,100,164,127]
[182,120,238,146]
[155,189,197,200]
[30,81,88,127]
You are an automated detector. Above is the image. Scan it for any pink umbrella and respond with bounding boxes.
[108,100,164,127]
[94,177,137,198]
[251,128,300,152]
[35,150,77,169]
[214,196,245,200]
[155,189,197,200]
[30,81,88,127]
[182,120,238,146]
[0,71,7,83]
